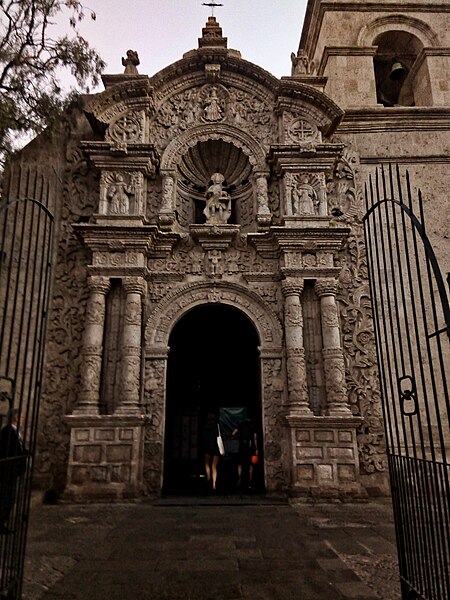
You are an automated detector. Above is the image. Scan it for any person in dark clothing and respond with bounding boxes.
[235,418,258,490]
[0,408,26,534]
[203,412,221,491]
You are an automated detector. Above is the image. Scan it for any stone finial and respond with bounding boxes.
[122,50,140,75]
[198,16,227,49]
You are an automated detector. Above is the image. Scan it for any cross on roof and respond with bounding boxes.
[202,2,224,17]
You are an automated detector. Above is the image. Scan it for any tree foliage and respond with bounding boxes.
[0,0,105,165]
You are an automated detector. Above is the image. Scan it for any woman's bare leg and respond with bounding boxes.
[205,454,212,481]
[212,455,219,490]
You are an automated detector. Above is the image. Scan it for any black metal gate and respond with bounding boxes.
[364,164,450,600]
[0,180,54,598]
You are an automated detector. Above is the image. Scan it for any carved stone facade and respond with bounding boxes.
[9,2,450,501]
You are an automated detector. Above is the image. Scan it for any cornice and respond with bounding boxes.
[80,141,160,175]
[277,80,345,134]
[72,223,157,251]
[318,46,378,77]
[337,106,450,133]
[269,143,345,175]
[150,53,280,95]
[360,155,450,164]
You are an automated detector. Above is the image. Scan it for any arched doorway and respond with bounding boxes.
[163,303,263,494]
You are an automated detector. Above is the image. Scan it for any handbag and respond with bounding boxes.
[217,424,225,456]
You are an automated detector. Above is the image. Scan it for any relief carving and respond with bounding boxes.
[143,359,166,493]
[152,84,273,152]
[284,172,327,217]
[331,144,387,474]
[282,111,320,145]
[107,110,144,150]
[261,358,288,490]
[36,140,96,490]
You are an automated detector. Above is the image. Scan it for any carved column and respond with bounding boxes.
[315,279,352,415]
[317,173,328,216]
[74,276,110,415]
[281,278,312,415]
[159,170,176,229]
[255,173,272,227]
[115,277,146,415]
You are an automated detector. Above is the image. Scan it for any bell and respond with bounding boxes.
[389,61,407,81]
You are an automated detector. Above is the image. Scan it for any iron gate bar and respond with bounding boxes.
[363,164,450,600]
[0,186,54,599]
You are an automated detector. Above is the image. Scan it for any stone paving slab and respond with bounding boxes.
[21,497,401,600]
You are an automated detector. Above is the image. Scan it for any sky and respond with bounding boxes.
[60,0,309,91]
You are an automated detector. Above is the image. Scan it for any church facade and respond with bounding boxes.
[9,0,449,501]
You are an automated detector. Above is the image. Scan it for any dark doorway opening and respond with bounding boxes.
[163,304,263,495]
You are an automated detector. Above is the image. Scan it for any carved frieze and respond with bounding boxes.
[151,84,274,151]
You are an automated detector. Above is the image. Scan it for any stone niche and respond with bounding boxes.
[64,415,145,501]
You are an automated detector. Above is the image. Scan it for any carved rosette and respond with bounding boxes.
[106,110,145,152]
[281,111,320,146]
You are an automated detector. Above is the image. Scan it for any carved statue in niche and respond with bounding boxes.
[203,86,223,121]
[107,173,132,214]
[293,175,318,216]
[203,173,231,224]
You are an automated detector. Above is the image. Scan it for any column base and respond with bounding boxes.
[287,401,314,417]
[285,414,367,500]
[63,414,145,502]
[71,406,99,416]
[324,404,353,417]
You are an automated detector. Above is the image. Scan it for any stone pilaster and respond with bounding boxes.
[158,171,176,229]
[115,277,146,415]
[315,279,351,415]
[255,173,272,227]
[74,276,110,415]
[281,278,312,415]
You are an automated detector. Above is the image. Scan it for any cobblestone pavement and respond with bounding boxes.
[21,496,401,600]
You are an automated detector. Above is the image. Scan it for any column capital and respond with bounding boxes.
[122,276,147,296]
[88,276,110,295]
[314,278,338,297]
[282,278,304,298]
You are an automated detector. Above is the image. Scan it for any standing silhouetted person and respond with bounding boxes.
[0,408,26,534]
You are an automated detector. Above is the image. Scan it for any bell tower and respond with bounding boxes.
[299,0,450,108]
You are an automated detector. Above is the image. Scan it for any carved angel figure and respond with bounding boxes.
[291,49,314,76]
[203,172,231,224]
[122,50,140,75]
